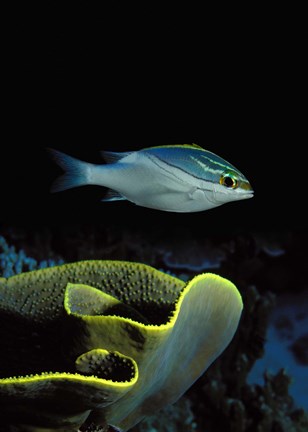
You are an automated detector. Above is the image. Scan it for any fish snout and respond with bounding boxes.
[238,190,254,200]
[238,181,254,200]
[212,182,254,204]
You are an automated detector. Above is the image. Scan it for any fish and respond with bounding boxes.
[48,144,253,213]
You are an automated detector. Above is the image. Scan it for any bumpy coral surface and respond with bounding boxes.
[0,260,242,431]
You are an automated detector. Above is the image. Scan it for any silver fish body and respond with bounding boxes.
[48,144,253,213]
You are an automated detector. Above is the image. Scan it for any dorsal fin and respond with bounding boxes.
[100,150,132,164]
[144,143,205,151]
[190,143,204,150]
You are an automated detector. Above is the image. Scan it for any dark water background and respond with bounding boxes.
[3,7,305,235]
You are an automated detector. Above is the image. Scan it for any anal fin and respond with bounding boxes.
[101,189,125,202]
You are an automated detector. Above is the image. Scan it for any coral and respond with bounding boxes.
[0,260,242,432]
[0,235,64,277]
[289,334,308,366]
[130,397,197,432]
[248,290,308,409]
[1,229,307,432]
[164,232,308,432]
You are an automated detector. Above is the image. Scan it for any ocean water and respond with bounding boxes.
[248,291,308,410]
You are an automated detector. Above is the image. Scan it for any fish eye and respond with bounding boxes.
[220,172,238,189]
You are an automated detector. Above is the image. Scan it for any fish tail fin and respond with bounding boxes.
[47,148,92,193]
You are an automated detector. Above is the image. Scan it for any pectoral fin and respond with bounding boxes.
[188,188,205,200]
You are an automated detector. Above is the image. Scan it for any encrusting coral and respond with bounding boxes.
[0,260,243,432]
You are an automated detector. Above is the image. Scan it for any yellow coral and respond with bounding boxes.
[0,261,243,431]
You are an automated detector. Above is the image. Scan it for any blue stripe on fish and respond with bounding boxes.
[143,146,235,182]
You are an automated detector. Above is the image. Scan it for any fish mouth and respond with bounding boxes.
[231,188,254,201]
[238,189,254,200]
[212,186,254,203]
[235,181,254,200]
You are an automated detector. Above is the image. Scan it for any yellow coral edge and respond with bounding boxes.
[0,354,138,388]
[66,272,242,332]
[0,371,137,388]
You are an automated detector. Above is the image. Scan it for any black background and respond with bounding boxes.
[2,6,305,236]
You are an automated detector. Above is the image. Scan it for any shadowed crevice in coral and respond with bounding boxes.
[0,311,71,378]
